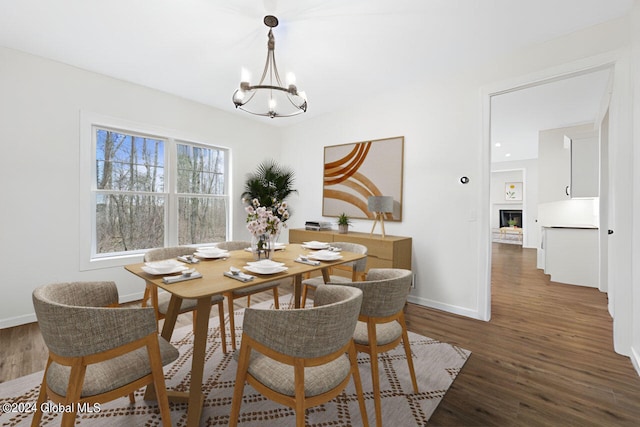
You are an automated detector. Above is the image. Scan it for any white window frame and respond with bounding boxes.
[80,112,231,271]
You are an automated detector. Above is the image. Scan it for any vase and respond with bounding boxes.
[338,224,349,234]
[251,234,274,261]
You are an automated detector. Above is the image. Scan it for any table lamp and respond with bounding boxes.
[368,196,393,238]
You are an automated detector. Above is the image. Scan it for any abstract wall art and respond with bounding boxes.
[323,136,404,221]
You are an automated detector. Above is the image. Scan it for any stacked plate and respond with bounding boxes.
[301,240,330,250]
[141,259,189,275]
[307,249,343,261]
[243,259,288,275]
[194,247,230,259]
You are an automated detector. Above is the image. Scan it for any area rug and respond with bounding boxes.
[0,296,470,426]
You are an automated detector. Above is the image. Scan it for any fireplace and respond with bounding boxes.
[499,210,522,228]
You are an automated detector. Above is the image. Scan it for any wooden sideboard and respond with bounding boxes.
[288,228,412,272]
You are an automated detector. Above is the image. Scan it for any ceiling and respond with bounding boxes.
[491,68,612,163]
[0,0,632,132]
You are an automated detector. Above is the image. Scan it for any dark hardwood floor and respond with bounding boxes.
[2,243,639,426]
[414,243,640,426]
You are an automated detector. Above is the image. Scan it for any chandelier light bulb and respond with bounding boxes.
[241,68,251,84]
[286,72,296,86]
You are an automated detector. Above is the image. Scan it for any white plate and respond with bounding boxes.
[301,241,330,249]
[243,265,289,275]
[308,251,343,261]
[274,242,286,250]
[194,250,229,259]
[142,260,188,275]
[246,259,285,268]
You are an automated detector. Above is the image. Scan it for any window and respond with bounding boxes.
[81,113,229,268]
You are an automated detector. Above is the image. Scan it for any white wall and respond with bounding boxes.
[280,13,634,332]
[0,46,280,328]
[630,0,640,374]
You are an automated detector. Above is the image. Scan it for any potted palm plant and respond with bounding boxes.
[337,213,352,234]
[241,160,297,209]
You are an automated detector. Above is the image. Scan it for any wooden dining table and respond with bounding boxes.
[124,243,366,427]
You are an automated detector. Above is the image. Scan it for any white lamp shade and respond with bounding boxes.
[367,196,393,213]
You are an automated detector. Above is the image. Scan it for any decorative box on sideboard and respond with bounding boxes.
[288,229,412,273]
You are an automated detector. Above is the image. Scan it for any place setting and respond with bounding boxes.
[193,246,230,259]
[140,259,203,283]
[300,240,330,250]
[306,249,343,262]
[224,260,289,282]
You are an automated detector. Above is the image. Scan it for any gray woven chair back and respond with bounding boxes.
[242,285,362,359]
[32,281,157,358]
[341,268,412,318]
[332,242,368,272]
[215,240,252,251]
[144,246,195,262]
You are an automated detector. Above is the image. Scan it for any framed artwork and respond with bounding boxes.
[505,182,523,201]
[323,136,404,221]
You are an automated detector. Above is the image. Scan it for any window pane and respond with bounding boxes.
[178,196,227,244]
[96,193,165,254]
[96,129,165,192]
[176,143,225,195]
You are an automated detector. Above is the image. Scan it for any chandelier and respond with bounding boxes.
[232,15,307,118]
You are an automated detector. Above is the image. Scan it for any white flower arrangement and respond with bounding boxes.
[245,198,289,237]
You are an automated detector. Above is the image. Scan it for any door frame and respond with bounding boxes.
[479,52,618,322]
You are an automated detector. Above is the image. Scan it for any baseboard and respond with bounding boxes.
[0,291,146,330]
[0,313,37,329]
[631,345,640,377]
[407,295,486,321]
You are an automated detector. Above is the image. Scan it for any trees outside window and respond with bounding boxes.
[93,127,228,257]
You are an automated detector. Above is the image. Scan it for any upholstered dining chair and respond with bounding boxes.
[300,242,367,307]
[215,240,282,351]
[31,281,179,427]
[142,246,227,352]
[229,285,369,427]
[336,268,418,427]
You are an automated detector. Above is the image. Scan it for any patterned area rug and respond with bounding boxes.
[0,297,470,426]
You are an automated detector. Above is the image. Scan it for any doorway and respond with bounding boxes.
[482,62,614,321]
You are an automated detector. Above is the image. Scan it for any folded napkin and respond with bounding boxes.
[162,271,203,284]
[295,257,321,266]
[223,271,255,282]
[177,255,200,264]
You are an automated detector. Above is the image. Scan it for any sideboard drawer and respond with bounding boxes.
[288,229,411,272]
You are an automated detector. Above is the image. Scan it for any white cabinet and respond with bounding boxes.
[538,124,598,203]
[543,227,599,288]
[571,132,599,198]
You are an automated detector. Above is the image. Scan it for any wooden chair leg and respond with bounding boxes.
[141,285,151,307]
[349,342,370,426]
[128,392,136,403]
[400,315,419,393]
[272,287,279,309]
[246,295,251,307]
[218,301,227,354]
[300,284,308,308]
[229,340,251,427]
[147,337,173,427]
[226,293,237,351]
[367,322,383,427]
[294,361,306,427]
[60,364,85,427]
